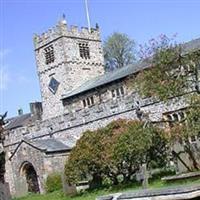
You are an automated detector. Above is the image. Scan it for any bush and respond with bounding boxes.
[46,173,62,193]
[65,119,168,187]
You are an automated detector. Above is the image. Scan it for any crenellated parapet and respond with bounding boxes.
[33,19,100,50]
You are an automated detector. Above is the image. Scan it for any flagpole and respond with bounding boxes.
[85,0,91,32]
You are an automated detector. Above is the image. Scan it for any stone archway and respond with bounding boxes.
[20,162,40,193]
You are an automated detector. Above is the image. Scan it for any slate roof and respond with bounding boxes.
[29,138,71,153]
[61,60,149,99]
[5,113,33,130]
[10,138,71,160]
[62,37,200,100]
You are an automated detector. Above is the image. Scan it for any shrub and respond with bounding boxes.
[46,173,62,193]
[65,119,168,187]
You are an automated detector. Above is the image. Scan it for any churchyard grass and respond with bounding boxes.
[14,177,200,200]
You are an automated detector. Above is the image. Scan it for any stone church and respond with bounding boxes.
[3,18,200,197]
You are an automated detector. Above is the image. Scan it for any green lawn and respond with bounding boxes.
[14,177,200,200]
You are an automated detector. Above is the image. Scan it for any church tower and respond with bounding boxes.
[33,18,105,120]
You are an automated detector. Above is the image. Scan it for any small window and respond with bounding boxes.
[111,90,115,98]
[44,45,55,64]
[79,43,90,59]
[83,99,86,107]
[163,110,186,128]
[91,96,94,105]
[111,86,125,98]
[172,113,179,122]
[179,112,185,121]
[83,96,95,108]
[120,86,124,96]
[166,114,173,127]
[116,88,120,97]
[87,98,90,106]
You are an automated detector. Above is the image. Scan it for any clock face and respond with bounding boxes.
[48,77,60,94]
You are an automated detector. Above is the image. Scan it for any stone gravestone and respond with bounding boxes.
[61,171,77,196]
[136,164,149,189]
[0,182,11,200]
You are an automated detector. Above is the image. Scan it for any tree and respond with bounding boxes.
[103,32,136,71]
[169,95,200,171]
[65,119,168,187]
[133,34,200,170]
[103,120,167,184]
[135,34,200,100]
[0,112,7,183]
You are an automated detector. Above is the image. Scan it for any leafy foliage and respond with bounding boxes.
[133,34,200,171]
[65,130,104,188]
[45,173,62,193]
[134,34,200,100]
[65,119,168,187]
[103,32,136,70]
[167,94,200,170]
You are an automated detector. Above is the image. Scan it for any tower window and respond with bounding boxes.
[79,43,90,59]
[44,45,55,64]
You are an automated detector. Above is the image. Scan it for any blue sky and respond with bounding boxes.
[1,0,200,117]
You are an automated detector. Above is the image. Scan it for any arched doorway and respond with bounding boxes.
[20,162,40,193]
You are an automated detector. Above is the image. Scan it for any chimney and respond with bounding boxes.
[18,108,23,116]
[30,102,43,120]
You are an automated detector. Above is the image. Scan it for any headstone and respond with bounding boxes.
[61,172,77,196]
[15,177,28,197]
[0,182,11,200]
[136,164,149,189]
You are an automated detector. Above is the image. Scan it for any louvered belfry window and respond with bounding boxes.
[44,45,55,64]
[79,43,90,59]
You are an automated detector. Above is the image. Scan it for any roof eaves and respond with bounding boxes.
[61,63,148,100]
[45,148,71,154]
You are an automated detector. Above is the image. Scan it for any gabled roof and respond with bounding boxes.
[9,138,71,160]
[61,37,200,100]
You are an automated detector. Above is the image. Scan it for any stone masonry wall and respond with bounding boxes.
[34,20,104,120]
[3,76,193,196]
[9,142,45,197]
[4,77,187,148]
